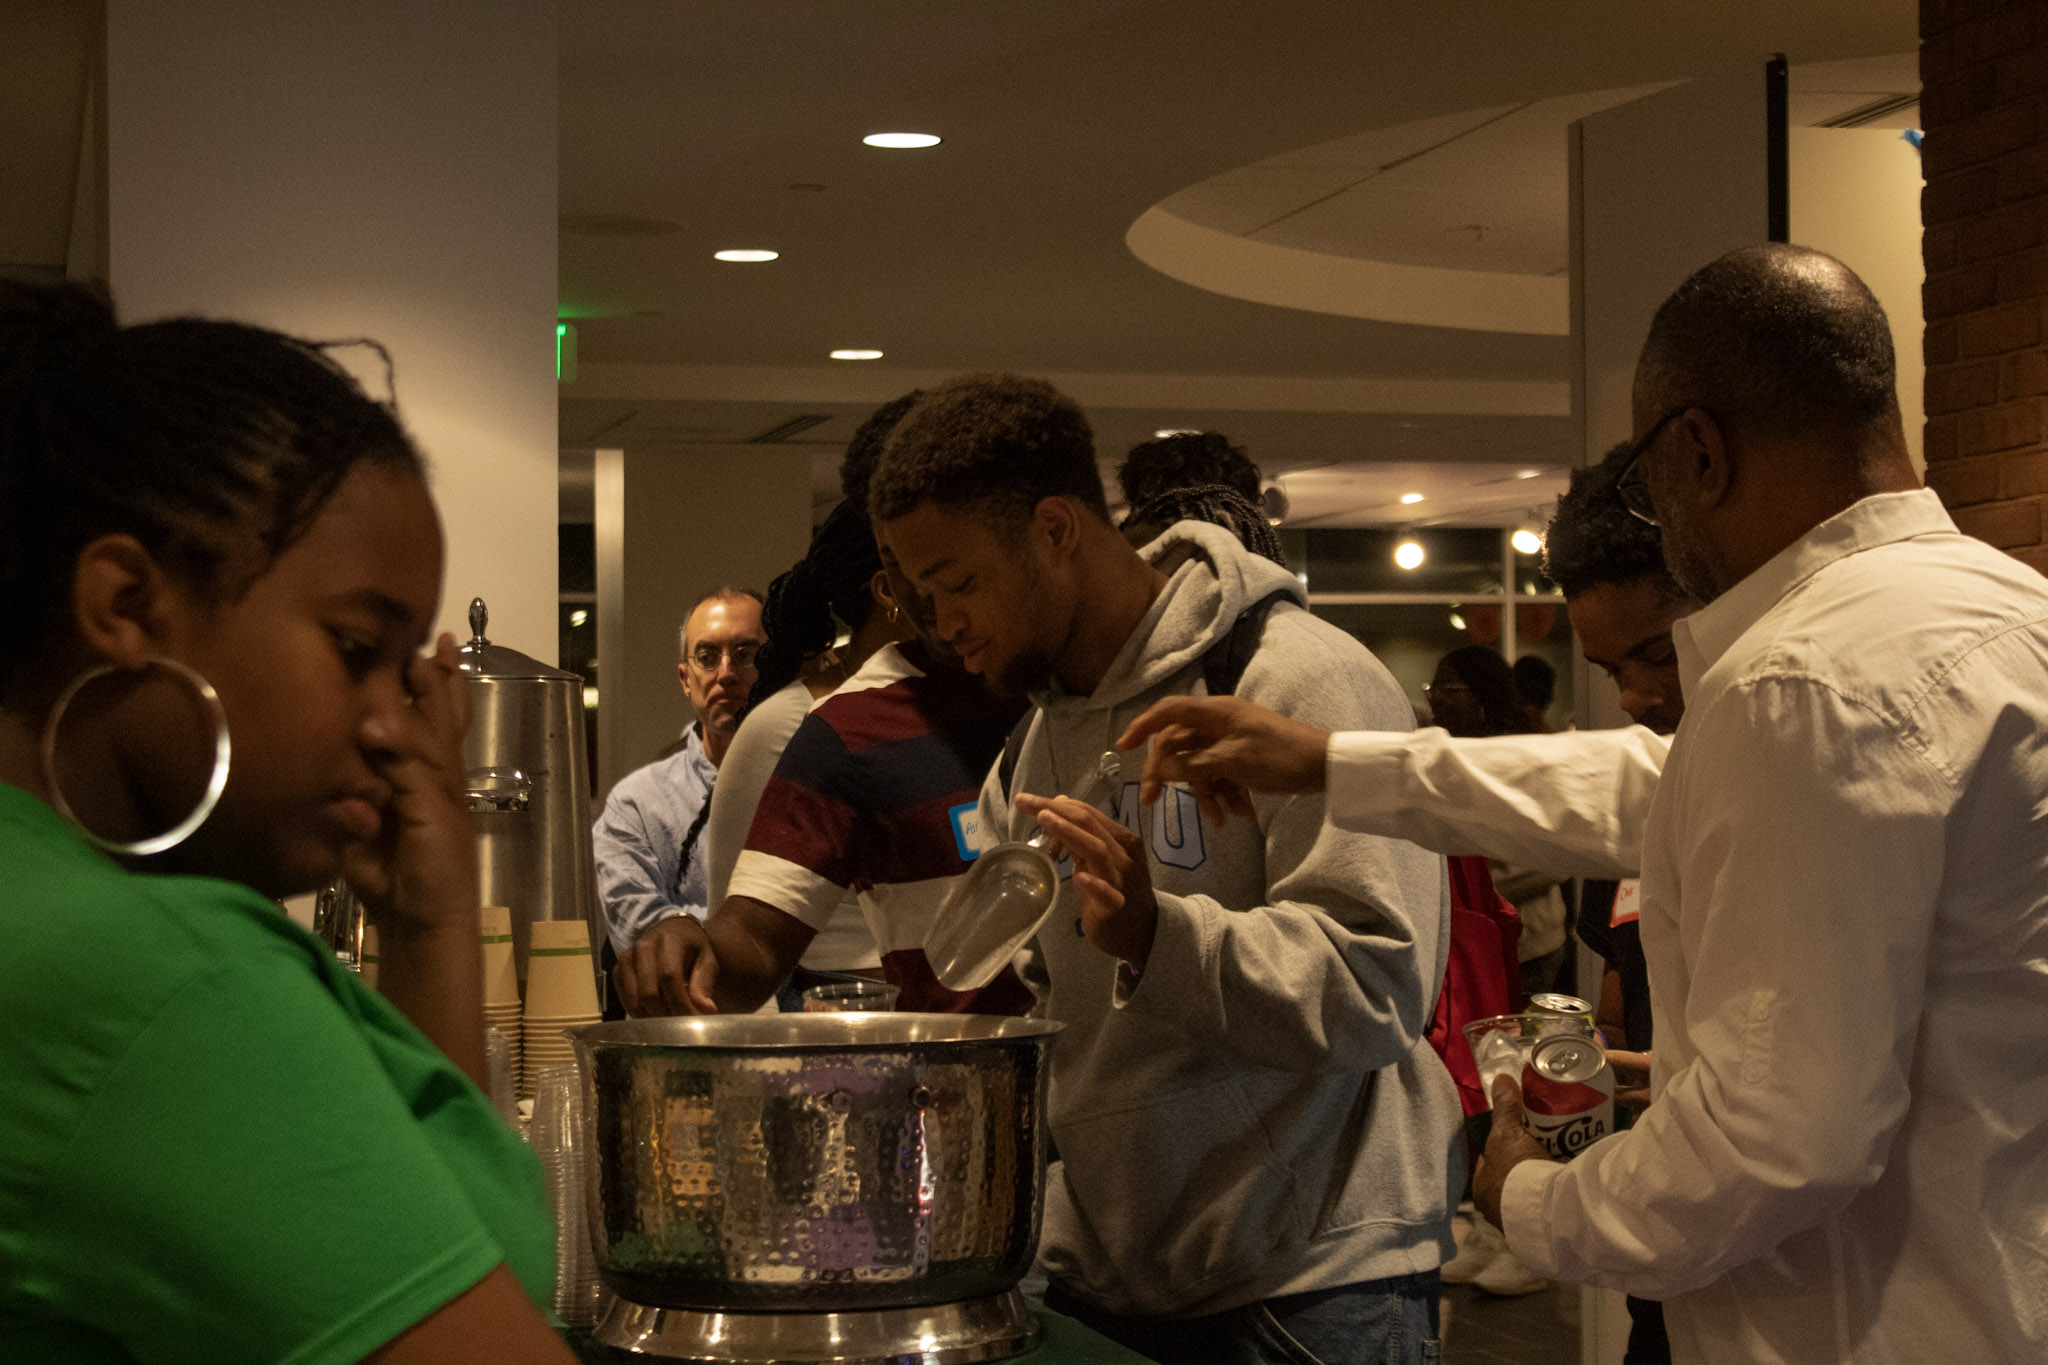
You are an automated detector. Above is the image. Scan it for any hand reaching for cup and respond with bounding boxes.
[1116,695,1331,826]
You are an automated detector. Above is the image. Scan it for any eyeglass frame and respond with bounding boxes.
[685,640,764,673]
[1613,404,1711,528]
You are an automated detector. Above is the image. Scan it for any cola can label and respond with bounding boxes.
[1520,1035,1615,1161]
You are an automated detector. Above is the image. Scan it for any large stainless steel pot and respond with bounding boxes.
[570,1014,1059,1315]
[457,598,604,998]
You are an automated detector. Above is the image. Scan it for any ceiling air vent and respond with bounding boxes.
[746,414,834,444]
[560,214,688,237]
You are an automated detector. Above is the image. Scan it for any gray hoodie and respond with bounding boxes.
[978,521,1462,1317]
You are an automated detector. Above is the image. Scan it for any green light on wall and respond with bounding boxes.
[556,322,578,383]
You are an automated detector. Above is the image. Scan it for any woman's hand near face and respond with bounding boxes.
[344,634,478,931]
[343,634,490,1086]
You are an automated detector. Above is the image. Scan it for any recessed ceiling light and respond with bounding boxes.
[1154,428,1200,439]
[829,349,884,361]
[1517,468,1543,479]
[863,132,942,149]
[713,249,778,263]
[1400,492,1425,505]
[1512,528,1545,555]
[1394,540,1426,571]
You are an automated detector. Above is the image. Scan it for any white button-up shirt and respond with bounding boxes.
[1325,724,1669,878]
[1471,490,2048,1363]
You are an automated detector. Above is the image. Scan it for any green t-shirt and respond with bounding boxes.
[0,784,555,1363]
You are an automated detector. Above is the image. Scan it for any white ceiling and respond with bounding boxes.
[556,2,1919,526]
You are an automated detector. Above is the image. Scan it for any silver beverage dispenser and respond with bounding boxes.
[457,598,606,1004]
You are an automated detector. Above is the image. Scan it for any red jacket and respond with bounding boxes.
[1427,854,1522,1119]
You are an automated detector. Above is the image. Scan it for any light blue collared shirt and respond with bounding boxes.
[592,727,717,955]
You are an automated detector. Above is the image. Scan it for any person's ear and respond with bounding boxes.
[70,535,179,669]
[1033,496,1082,558]
[870,570,896,613]
[1683,408,1735,510]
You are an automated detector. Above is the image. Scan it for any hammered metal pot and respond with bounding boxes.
[569,1014,1060,1315]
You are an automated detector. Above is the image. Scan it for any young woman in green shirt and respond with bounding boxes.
[0,280,577,1363]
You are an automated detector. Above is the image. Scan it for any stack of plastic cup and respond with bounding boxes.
[530,1063,604,1326]
[522,919,600,1098]
[483,1025,520,1129]
[359,926,380,991]
[479,906,523,1082]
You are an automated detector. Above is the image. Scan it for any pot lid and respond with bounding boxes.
[457,597,581,681]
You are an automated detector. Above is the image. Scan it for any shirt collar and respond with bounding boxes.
[1673,488,1955,697]
[678,722,717,777]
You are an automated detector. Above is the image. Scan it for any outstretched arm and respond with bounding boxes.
[1122,695,1669,879]
[1120,695,1330,822]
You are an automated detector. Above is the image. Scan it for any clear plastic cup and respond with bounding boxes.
[801,979,901,1012]
[1461,1012,1602,1106]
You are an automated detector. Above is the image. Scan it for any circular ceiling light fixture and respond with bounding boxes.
[713,249,779,263]
[1400,492,1425,505]
[829,349,884,361]
[1153,427,1201,439]
[1511,528,1545,555]
[863,132,942,149]
[1394,540,1426,571]
[1517,468,1543,480]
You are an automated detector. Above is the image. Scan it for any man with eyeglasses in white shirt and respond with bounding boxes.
[1122,245,2048,1364]
[593,587,765,957]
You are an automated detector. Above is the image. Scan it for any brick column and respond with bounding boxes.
[1921,1,2048,572]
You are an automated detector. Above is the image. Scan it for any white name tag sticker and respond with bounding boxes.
[1610,878,1642,927]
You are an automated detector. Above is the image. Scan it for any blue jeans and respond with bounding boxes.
[1045,1273,1442,1365]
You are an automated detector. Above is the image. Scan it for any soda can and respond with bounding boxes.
[1531,1031,1606,1084]
[1529,993,1595,1027]
[1520,1034,1615,1161]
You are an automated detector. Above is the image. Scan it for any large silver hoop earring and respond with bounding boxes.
[40,657,232,856]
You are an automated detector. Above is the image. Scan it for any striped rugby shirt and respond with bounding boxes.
[729,641,1035,1014]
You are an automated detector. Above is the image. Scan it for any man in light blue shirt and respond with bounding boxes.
[593,588,763,955]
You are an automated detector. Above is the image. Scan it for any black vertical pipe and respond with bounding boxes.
[1766,55,1789,242]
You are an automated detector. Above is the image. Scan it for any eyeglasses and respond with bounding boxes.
[688,642,763,672]
[1613,405,1704,527]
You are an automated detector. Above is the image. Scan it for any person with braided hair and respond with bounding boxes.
[700,499,906,1001]
[0,279,573,1360]
[1119,483,1286,565]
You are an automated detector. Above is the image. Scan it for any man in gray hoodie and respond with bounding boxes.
[869,374,1462,1365]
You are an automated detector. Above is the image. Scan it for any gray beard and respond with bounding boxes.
[1658,520,1724,605]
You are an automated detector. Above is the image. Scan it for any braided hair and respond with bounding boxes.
[1121,484,1286,565]
[838,391,922,519]
[0,278,422,687]
[747,498,885,709]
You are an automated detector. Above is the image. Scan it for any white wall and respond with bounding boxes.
[1790,127,1927,474]
[594,444,813,793]
[1570,71,1773,738]
[103,0,558,662]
